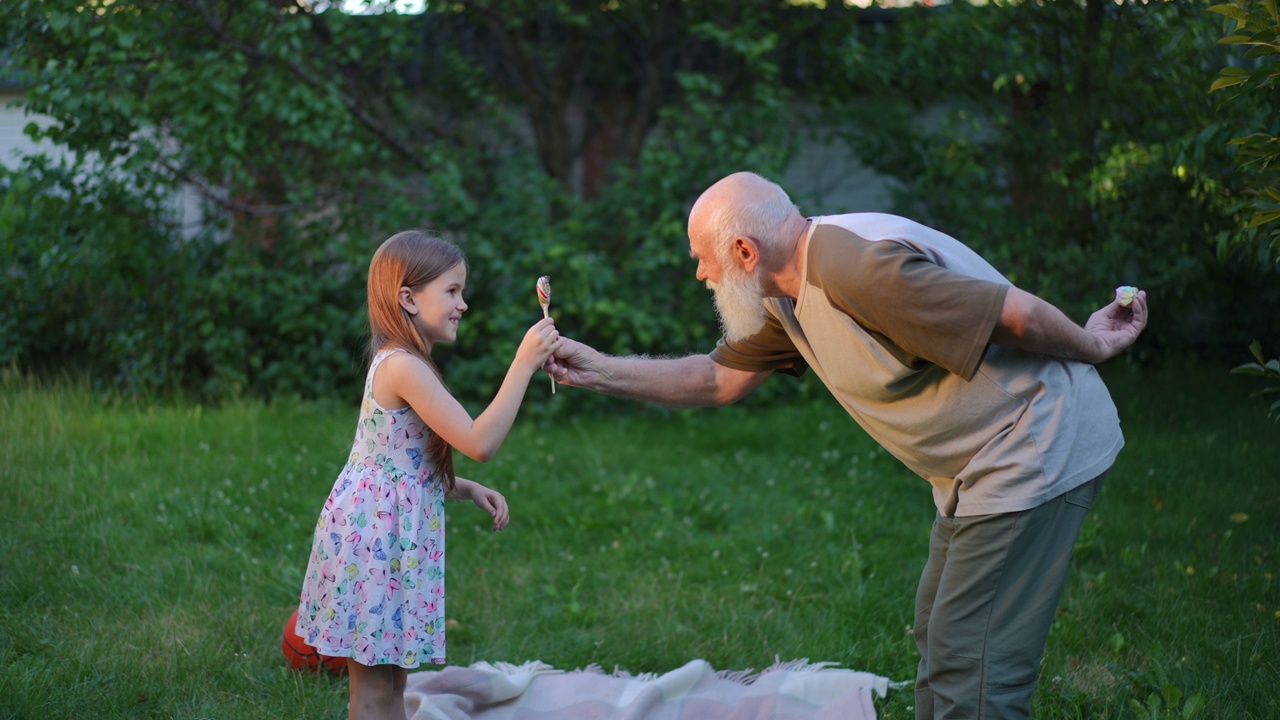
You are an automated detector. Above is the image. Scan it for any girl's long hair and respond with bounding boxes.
[366,230,466,492]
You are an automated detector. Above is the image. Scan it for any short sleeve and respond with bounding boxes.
[708,312,808,377]
[807,229,1008,380]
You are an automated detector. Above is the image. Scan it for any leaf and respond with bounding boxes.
[1181,693,1206,719]
[1251,339,1266,363]
[1229,133,1275,145]
[1217,34,1255,44]
[1230,364,1267,376]
[1208,3,1252,22]
[1244,44,1280,59]
[1245,210,1280,228]
[1210,76,1247,92]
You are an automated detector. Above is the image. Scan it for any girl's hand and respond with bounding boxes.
[453,478,510,531]
[516,317,561,375]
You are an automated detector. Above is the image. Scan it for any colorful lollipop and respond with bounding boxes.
[536,275,554,394]
[537,276,551,311]
[1115,285,1138,307]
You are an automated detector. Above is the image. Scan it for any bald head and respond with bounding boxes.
[689,172,783,224]
[688,172,802,269]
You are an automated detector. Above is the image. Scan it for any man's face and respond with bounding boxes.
[688,217,767,342]
[706,253,767,343]
[688,232,721,285]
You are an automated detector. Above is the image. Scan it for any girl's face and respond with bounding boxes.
[401,262,468,348]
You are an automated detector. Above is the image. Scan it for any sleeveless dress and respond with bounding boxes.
[297,348,448,668]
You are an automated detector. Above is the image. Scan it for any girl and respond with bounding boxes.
[296,230,560,720]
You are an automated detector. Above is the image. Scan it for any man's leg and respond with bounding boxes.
[913,473,1106,719]
[913,515,949,720]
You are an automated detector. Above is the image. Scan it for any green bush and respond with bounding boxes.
[1,155,182,384]
[0,157,368,401]
[0,125,790,408]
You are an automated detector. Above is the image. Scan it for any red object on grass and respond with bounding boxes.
[282,608,348,676]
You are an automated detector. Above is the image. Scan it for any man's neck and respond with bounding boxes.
[767,217,811,300]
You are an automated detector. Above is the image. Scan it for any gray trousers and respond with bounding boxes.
[913,472,1107,720]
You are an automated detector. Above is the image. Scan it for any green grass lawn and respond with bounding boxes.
[1,360,1276,719]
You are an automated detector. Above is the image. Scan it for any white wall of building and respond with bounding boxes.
[2,90,208,236]
[0,90,63,168]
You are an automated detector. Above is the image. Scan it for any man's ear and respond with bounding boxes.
[398,287,417,315]
[732,236,760,274]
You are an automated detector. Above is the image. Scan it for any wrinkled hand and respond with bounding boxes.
[542,336,606,389]
[1084,288,1148,361]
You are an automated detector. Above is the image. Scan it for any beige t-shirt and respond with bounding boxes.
[711,214,1123,517]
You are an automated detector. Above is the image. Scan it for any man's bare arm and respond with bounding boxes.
[545,337,771,407]
[990,286,1148,364]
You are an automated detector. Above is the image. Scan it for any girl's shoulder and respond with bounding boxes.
[375,347,431,374]
[371,347,443,409]
[372,346,410,364]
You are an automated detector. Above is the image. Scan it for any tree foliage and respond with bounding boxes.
[1,0,1275,403]
[0,0,807,402]
[1209,0,1280,420]
[806,0,1278,357]
[1209,0,1280,263]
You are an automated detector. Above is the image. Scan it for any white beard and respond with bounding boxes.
[708,268,767,342]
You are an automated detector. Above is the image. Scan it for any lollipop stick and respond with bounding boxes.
[541,306,555,394]
[537,275,555,394]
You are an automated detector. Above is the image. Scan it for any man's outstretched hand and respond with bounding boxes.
[543,336,605,390]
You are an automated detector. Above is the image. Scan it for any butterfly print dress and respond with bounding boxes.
[297,348,448,668]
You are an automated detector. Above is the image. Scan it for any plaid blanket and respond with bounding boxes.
[404,658,894,720]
